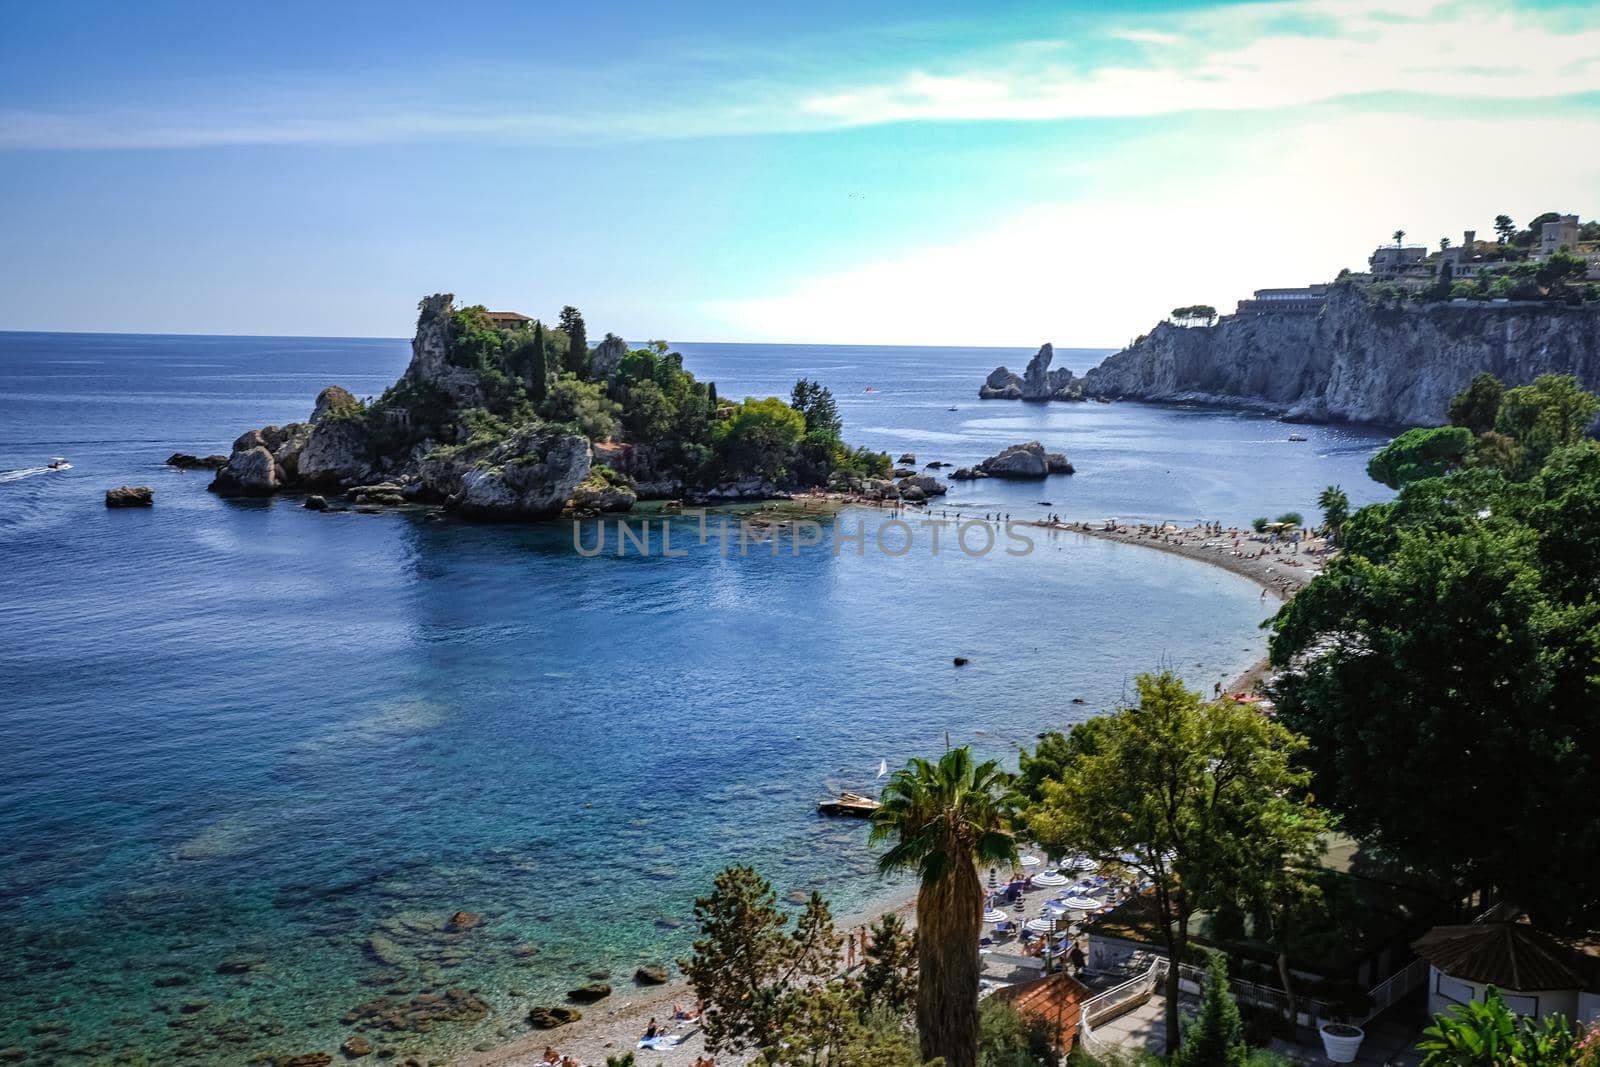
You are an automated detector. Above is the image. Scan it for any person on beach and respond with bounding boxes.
[542,1048,559,1065]
[1069,942,1087,975]
[644,1018,661,1040]
[846,931,856,968]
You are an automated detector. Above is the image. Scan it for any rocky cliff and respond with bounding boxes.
[1081,286,1600,425]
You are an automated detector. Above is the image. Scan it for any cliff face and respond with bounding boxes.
[1082,287,1600,425]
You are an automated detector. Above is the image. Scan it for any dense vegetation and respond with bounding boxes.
[357,301,890,492]
[1272,372,1600,932]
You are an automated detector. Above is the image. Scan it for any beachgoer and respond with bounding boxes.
[542,1048,559,1065]
[644,1018,660,1039]
[846,931,856,968]
[1069,943,1087,974]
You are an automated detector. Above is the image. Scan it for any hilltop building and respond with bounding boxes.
[482,310,533,328]
[1235,284,1330,315]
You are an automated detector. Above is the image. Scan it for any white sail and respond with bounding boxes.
[877,759,888,779]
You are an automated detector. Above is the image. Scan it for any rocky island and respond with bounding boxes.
[982,213,1600,425]
[208,295,900,519]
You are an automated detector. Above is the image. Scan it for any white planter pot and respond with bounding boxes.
[1319,1022,1365,1063]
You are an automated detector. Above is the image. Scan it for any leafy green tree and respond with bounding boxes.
[1251,517,1270,533]
[1495,374,1600,473]
[1448,373,1504,435]
[755,987,924,1067]
[870,748,1017,1067]
[681,867,840,1054]
[1174,953,1248,1067]
[712,397,807,483]
[1417,986,1578,1065]
[1316,486,1349,542]
[1493,215,1516,244]
[791,379,843,437]
[559,306,589,377]
[1274,511,1303,528]
[1021,673,1325,1056]
[858,913,917,1016]
[1367,426,1474,489]
[1269,510,1600,931]
[541,373,620,441]
[977,999,1060,1067]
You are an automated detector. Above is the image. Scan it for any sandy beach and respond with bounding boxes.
[457,511,1323,1067]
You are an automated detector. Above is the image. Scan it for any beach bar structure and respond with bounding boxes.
[1412,922,1600,1026]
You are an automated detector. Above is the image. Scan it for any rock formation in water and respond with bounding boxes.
[105,485,154,507]
[1080,286,1600,425]
[952,442,1073,480]
[979,344,1084,401]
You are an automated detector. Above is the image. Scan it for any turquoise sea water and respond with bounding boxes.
[0,333,1395,1064]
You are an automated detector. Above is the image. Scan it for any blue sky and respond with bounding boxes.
[2,0,1598,344]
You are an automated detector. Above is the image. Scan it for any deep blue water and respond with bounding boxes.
[0,332,1394,1064]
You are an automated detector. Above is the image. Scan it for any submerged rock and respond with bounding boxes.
[528,1006,582,1029]
[634,964,669,985]
[105,486,154,508]
[566,982,611,1002]
[340,1035,373,1058]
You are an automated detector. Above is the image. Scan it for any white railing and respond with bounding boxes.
[1081,953,1427,1053]
[1078,957,1170,1052]
[1352,957,1429,1026]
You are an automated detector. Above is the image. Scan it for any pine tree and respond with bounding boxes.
[1174,952,1247,1067]
[859,913,917,1015]
[707,382,718,409]
[527,322,548,402]
[559,306,589,378]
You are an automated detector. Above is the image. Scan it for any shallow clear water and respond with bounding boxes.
[0,332,1394,1064]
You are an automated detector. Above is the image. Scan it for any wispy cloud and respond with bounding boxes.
[2,0,1596,150]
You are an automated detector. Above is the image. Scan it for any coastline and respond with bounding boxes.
[455,515,1320,1067]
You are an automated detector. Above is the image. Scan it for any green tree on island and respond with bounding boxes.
[790,378,843,436]
[1493,214,1516,245]
[1020,672,1326,1057]
[559,305,589,377]
[1367,426,1474,488]
[870,747,1016,1067]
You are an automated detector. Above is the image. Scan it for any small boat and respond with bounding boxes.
[1287,433,1308,442]
[948,406,959,411]
[817,791,879,818]
[864,387,878,394]
[47,457,71,470]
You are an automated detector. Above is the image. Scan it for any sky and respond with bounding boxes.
[1,0,1598,345]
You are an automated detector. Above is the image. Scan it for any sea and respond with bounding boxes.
[0,332,1396,1064]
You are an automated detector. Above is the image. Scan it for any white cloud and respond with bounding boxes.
[799,0,1600,126]
[2,0,1595,149]
[699,111,1600,346]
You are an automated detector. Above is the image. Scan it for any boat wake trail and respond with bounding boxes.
[0,465,67,483]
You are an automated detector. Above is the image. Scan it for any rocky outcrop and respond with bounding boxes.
[297,419,374,488]
[978,366,1023,400]
[975,442,1073,479]
[311,385,359,423]
[566,982,611,1003]
[105,486,154,507]
[419,430,593,520]
[897,473,948,499]
[589,334,629,381]
[165,452,228,469]
[527,1006,581,1029]
[634,965,669,985]
[980,344,1083,401]
[1082,286,1600,425]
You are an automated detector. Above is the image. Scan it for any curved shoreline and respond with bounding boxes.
[456,516,1320,1067]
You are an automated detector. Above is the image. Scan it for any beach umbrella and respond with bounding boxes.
[1024,917,1057,934]
[1018,855,1041,869]
[1033,871,1068,887]
[1063,896,1100,911]
[982,908,1007,923]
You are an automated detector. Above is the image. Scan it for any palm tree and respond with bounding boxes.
[1317,485,1349,544]
[870,747,1016,1067]
[1393,229,1406,250]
